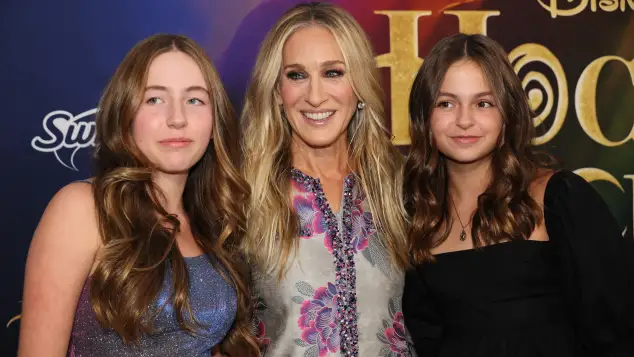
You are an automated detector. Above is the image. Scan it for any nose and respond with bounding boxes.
[166,101,187,129]
[455,105,475,130]
[306,77,327,107]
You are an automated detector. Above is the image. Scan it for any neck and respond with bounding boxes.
[152,171,188,214]
[291,134,349,179]
[446,156,493,203]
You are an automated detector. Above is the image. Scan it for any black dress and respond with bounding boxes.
[403,170,634,356]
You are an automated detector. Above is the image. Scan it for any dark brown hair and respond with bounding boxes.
[404,33,552,263]
[90,33,258,355]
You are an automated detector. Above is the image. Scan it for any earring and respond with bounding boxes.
[357,102,365,110]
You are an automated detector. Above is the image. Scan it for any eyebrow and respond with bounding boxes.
[437,91,493,99]
[185,85,209,94]
[145,85,209,94]
[283,60,346,71]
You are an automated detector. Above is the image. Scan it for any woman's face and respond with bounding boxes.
[132,51,213,174]
[430,60,503,166]
[278,25,358,150]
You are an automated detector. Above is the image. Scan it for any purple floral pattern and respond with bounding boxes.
[292,180,327,239]
[291,168,359,356]
[377,297,413,357]
[292,172,375,256]
[295,282,341,356]
[249,169,411,356]
[350,190,375,252]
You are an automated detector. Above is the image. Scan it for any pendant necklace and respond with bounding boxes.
[450,195,473,241]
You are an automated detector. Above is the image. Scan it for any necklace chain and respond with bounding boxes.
[450,195,473,242]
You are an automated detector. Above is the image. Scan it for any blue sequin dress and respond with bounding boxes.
[68,254,237,357]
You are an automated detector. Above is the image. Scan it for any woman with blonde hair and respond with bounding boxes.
[241,2,414,356]
[18,34,258,356]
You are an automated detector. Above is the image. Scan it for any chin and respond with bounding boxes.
[295,131,347,149]
[443,152,493,166]
[305,139,339,149]
[155,161,196,175]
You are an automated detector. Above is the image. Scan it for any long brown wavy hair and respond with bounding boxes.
[404,33,552,263]
[241,2,409,278]
[89,34,258,355]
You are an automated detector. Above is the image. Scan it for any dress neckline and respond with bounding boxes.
[430,170,567,259]
[432,239,552,258]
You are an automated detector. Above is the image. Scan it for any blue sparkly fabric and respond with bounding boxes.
[68,254,237,357]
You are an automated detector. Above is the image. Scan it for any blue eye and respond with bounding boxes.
[324,69,344,77]
[286,71,305,80]
[146,97,163,105]
[187,98,204,105]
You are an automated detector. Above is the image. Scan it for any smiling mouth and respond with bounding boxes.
[302,111,335,121]
[451,135,482,143]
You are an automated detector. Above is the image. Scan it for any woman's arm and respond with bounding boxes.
[18,182,100,357]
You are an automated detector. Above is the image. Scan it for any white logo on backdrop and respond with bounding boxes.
[31,108,98,171]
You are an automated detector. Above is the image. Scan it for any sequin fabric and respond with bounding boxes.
[67,254,237,357]
[291,168,360,356]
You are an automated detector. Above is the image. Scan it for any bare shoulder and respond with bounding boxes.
[34,181,100,253]
[46,181,96,218]
[529,168,557,206]
[18,181,101,356]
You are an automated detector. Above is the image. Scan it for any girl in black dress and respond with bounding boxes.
[402,33,634,356]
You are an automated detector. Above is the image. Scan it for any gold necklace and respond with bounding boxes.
[450,195,473,241]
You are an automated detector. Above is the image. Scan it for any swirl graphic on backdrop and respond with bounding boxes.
[508,44,569,145]
[31,108,98,171]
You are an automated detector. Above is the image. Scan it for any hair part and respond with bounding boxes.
[404,33,554,263]
[90,33,259,354]
[241,2,410,278]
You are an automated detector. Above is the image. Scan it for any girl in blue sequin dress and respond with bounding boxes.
[18,34,259,357]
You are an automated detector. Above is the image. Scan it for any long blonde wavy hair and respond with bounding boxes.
[90,34,258,355]
[241,2,409,278]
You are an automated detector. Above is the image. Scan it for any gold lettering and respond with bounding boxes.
[374,11,430,145]
[537,0,632,16]
[375,10,499,145]
[508,44,568,145]
[599,0,619,11]
[576,56,634,147]
[443,10,501,35]
[537,0,589,18]
[574,167,625,191]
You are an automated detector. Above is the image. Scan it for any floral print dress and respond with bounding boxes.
[252,168,415,357]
